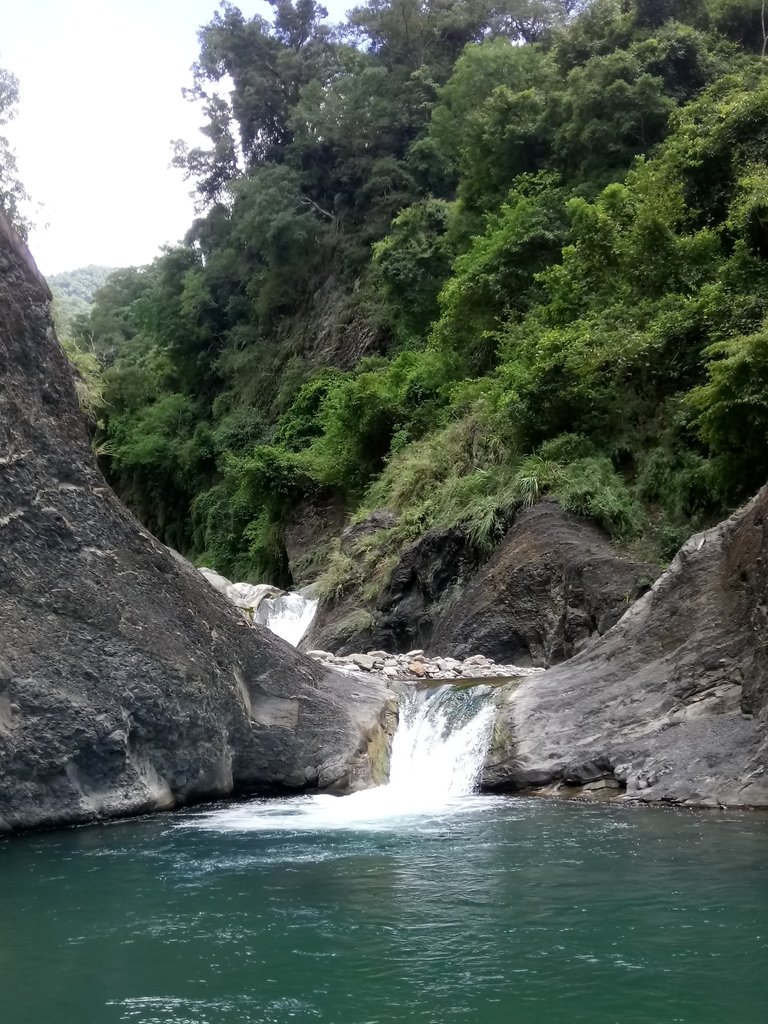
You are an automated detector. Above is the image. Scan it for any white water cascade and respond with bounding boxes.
[388,685,497,800]
[191,684,498,832]
[254,591,319,646]
[198,567,318,647]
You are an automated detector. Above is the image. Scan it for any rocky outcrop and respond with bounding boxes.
[304,505,656,663]
[302,526,481,655]
[0,214,394,834]
[283,494,346,587]
[431,500,658,667]
[484,490,768,807]
[197,567,282,618]
[339,509,398,553]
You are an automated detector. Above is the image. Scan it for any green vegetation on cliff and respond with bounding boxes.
[0,59,31,238]
[69,0,768,588]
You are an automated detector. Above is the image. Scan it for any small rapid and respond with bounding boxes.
[197,566,318,646]
[190,685,498,833]
[255,590,318,646]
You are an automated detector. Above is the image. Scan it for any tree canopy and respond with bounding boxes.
[0,60,30,237]
[70,0,768,588]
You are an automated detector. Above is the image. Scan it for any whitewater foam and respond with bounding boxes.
[187,685,498,832]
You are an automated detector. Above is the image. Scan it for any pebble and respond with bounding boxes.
[308,647,544,683]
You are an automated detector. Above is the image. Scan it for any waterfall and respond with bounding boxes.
[198,566,317,647]
[387,685,496,800]
[255,591,318,647]
[191,683,498,832]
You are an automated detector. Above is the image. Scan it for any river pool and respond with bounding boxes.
[1,794,766,1024]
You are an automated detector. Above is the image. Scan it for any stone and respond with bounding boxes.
[339,509,398,554]
[406,649,425,658]
[350,654,375,671]
[408,661,427,677]
[307,650,333,661]
[431,499,659,667]
[483,490,768,808]
[0,213,396,834]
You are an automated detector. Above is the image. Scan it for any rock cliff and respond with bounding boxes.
[0,215,394,833]
[431,500,657,666]
[304,502,657,664]
[484,489,768,806]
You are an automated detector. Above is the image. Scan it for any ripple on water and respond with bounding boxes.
[1,798,767,1024]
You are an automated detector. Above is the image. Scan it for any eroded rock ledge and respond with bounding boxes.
[484,489,768,808]
[0,214,394,834]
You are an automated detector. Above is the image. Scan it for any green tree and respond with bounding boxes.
[0,62,30,237]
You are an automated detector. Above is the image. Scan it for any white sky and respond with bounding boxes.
[1,0,349,275]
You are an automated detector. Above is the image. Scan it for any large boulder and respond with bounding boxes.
[0,214,394,833]
[484,489,768,807]
[431,500,658,666]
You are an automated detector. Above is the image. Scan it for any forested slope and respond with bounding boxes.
[49,265,115,333]
[67,0,768,608]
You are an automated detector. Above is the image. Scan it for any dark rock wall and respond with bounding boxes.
[302,526,481,656]
[485,489,768,807]
[0,215,393,833]
[431,500,657,666]
[304,501,657,664]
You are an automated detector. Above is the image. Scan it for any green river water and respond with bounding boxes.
[1,795,766,1024]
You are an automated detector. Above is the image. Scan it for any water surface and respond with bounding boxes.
[1,795,766,1024]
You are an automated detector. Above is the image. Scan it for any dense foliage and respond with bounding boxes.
[0,60,30,237]
[71,0,768,588]
[49,265,115,334]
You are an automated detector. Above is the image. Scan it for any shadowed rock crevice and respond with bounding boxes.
[0,214,393,834]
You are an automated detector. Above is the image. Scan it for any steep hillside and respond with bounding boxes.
[66,1,768,627]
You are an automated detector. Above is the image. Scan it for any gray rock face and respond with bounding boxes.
[0,214,394,833]
[431,500,658,667]
[484,490,768,807]
[339,509,398,554]
[302,526,481,656]
[304,506,655,663]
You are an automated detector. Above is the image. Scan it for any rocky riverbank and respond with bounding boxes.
[485,488,768,808]
[306,648,544,683]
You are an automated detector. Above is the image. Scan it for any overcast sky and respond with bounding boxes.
[1,0,349,275]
